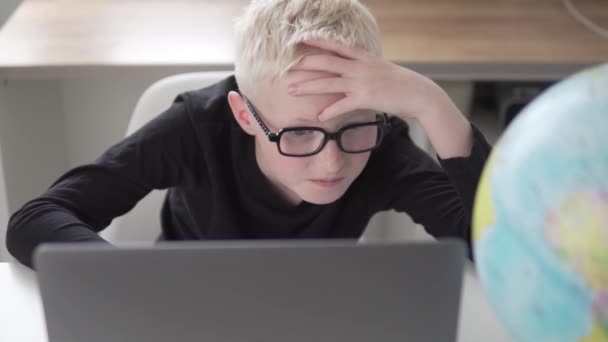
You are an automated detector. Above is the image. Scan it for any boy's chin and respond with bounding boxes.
[298,188,346,205]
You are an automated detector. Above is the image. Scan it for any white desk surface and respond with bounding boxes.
[0,261,511,342]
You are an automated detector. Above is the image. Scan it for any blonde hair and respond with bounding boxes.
[233,0,382,100]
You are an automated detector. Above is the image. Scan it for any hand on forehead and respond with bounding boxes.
[266,81,371,127]
[281,39,430,122]
[261,54,374,126]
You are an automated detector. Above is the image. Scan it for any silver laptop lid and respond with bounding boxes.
[34,239,466,342]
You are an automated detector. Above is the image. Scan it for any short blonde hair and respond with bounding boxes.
[233,0,383,99]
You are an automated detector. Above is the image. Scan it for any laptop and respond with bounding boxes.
[34,239,466,342]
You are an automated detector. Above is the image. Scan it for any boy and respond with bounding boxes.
[6,0,491,268]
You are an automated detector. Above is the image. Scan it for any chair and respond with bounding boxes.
[99,71,233,243]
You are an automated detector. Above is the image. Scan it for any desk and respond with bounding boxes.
[0,0,607,80]
[0,261,512,342]
[0,262,47,342]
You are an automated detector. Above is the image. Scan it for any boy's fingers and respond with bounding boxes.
[291,54,352,75]
[300,39,364,60]
[318,98,359,122]
[289,77,350,96]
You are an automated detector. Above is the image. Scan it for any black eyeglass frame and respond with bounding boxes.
[242,94,391,157]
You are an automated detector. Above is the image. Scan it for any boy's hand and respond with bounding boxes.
[288,39,474,159]
[288,39,450,122]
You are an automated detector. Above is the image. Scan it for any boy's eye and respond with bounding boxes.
[292,130,315,136]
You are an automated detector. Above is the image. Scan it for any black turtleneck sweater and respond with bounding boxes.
[6,75,491,268]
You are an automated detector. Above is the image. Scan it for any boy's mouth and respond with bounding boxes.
[309,177,344,187]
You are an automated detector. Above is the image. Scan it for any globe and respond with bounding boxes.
[473,63,608,342]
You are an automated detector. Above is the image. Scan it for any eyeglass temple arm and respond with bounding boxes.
[242,94,279,141]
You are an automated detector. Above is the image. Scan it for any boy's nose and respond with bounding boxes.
[317,140,345,173]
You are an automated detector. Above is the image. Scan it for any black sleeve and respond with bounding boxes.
[385,124,491,258]
[6,95,201,268]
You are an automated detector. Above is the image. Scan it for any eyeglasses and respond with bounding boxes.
[242,94,391,157]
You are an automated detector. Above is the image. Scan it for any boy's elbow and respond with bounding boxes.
[6,209,36,268]
[6,210,21,254]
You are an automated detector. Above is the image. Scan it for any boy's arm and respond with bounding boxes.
[379,120,491,258]
[6,97,200,269]
[284,39,494,256]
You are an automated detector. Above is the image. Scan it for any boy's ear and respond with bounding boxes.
[227,91,257,136]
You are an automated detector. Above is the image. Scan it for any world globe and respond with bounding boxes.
[473,63,608,342]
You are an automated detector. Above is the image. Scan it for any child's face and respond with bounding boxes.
[249,65,376,206]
